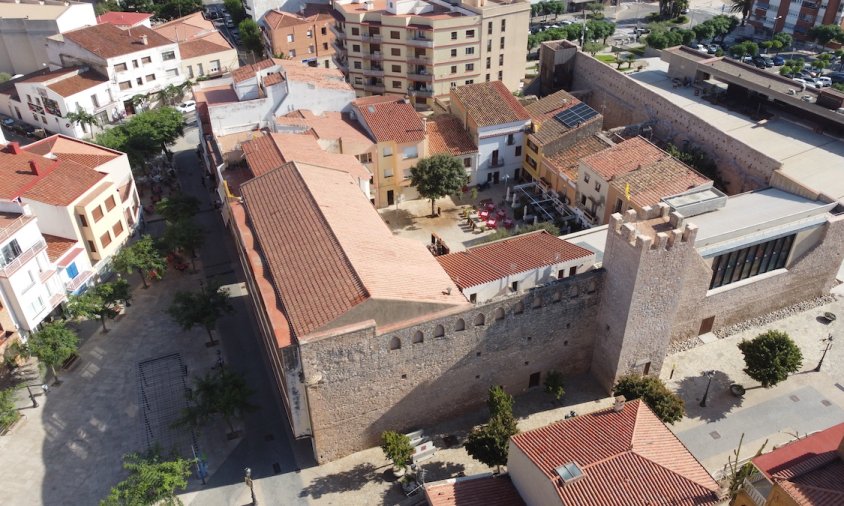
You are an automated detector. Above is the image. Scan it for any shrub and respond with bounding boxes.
[613,374,685,424]
[738,330,803,388]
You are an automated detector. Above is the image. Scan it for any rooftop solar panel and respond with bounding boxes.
[554,102,599,128]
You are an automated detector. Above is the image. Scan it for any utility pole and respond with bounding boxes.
[814,334,834,372]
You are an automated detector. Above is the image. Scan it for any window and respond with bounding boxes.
[0,239,22,267]
[114,62,127,72]
[486,57,491,69]
[451,81,457,88]
[500,37,505,49]
[613,198,623,214]
[383,166,393,177]
[434,324,445,337]
[289,49,297,57]
[389,336,401,350]
[469,293,477,303]
[321,27,327,35]
[499,54,504,65]
[357,152,372,163]
[390,30,400,39]
[486,73,490,81]
[113,221,124,237]
[92,206,104,222]
[119,81,132,91]
[383,146,393,157]
[473,313,485,326]
[391,47,401,56]
[145,74,156,82]
[514,301,524,314]
[526,156,536,169]
[78,214,88,227]
[451,31,457,40]
[105,196,116,211]
[494,307,505,320]
[308,45,315,53]
[708,234,795,289]
[65,262,79,280]
[465,47,475,55]
[354,77,363,85]
[595,182,601,192]
[501,19,506,30]
[498,70,503,80]
[391,64,401,72]
[209,59,220,72]
[392,80,402,89]
[487,40,492,52]
[354,61,362,69]
[30,296,45,315]
[196,63,203,76]
[412,331,424,343]
[466,29,475,38]
[141,56,152,64]
[351,27,360,36]
[451,48,457,57]
[136,77,143,85]
[465,79,473,85]
[352,44,360,52]
[165,68,179,78]
[323,42,328,50]
[507,133,515,145]
[307,30,313,38]
[100,231,112,248]
[580,194,586,206]
[91,94,100,108]
[402,146,418,159]
[455,319,465,331]
[515,146,522,157]
[87,240,96,253]
[162,51,175,61]
[488,21,493,34]
[584,173,590,183]
[187,65,194,79]
[287,34,294,43]
[451,65,457,74]
[463,157,471,168]
[465,63,474,71]
[132,59,139,68]
[511,281,519,292]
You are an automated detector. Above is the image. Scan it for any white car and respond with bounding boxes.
[792,78,819,89]
[175,100,196,113]
[815,76,832,87]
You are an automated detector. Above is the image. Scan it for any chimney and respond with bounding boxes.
[612,395,626,412]
[29,160,41,175]
[6,141,21,154]
[140,35,149,46]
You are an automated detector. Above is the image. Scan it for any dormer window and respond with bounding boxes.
[555,462,584,484]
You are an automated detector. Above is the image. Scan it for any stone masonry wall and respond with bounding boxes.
[568,53,781,195]
[298,272,603,463]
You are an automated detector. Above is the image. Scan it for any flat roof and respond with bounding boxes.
[560,225,607,265]
[628,58,844,204]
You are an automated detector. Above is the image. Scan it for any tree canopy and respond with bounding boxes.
[613,374,685,424]
[101,450,193,506]
[27,321,79,383]
[586,19,616,44]
[409,154,467,216]
[163,219,204,263]
[95,107,184,170]
[381,431,414,469]
[465,386,519,472]
[728,0,754,26]
[809,24,842,49]
[66,280,132,333]
[167,282,234,345]
[738,330,803,388]
[175,367,257,434]
[530,0,566,18]
[224,0,247,23]
[239,19,264,55]
[155,194,200,223]
[112,235,167,288]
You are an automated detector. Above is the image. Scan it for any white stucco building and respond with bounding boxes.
[0,0,96,76]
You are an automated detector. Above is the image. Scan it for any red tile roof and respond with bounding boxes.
[543,135,612,183]
[61,24,174,59]
[436,231,594,290]
[46,71,108,97]
[262,72,285,87]
[43,234,78,262]
[96,11,153,27]
[612,157,711,209]
[242,133,285,177]
[450,81,530,128]
[525,90,601,146]
[581,136,666,181]
[262,5,333,29]
[24,135,121,169]
[425,475,526,506]
[510,399,719,506]
[178,38,231,59]
[353,98,425,143]
[752,422,844,505]
[18,67,79,84]
[231,59,276,83]
[427,114,476,156]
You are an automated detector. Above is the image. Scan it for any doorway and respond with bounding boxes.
[123,99,135,115]
[386,190,394,206]
[642,362,651,376]
[528,372,540,389]
[493,171,500,184]
[699,316,715,335]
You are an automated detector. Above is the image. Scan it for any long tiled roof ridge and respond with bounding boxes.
[581,136,666,181]
[354,98,425,143]
[451,81,530,127]
[61,23,174,59]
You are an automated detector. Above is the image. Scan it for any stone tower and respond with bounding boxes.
[591,205,699,392]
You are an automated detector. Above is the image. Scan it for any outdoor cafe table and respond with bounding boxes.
[479,210,490,219]
[487,219,497,229]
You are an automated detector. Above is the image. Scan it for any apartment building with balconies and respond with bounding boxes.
[747,0,844,40]
[260,4,336,68]
[331,0,529,108]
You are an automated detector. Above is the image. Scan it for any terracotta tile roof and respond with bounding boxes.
[43,234,78,262]
[351,95,400,106]
[612,157,711,209]
[275,110,373,156]
[96,11,152,27]
[18,67,80,84]
[427,114,476,156]
[24,135,121,169]
[241,133,285,177]
[152,12,209,40]
[263,6,333,29]
[752,422,844,505]
[425,475,526,506]
[451,81,530,128]
[61,24,174,59]
[581,136,666,181]
[510,399,719,506]
[262,72,285,86]
[46,71,108,97]
[178,38,231,59]
[193,84,238,105]
[353,98,425,143]
[0,144,105,206]
[239,161,465,340]
[231,59,277,83]
[436,231,593,289]
[273,60,351,90]
[543,135,612,183]
[525,90,601,146]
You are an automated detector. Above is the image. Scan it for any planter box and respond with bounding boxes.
[0,413,25,436]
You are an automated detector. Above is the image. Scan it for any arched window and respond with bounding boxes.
[412,331,424,344]
[434,324,445,338]
[390,336,402,350]
[514,301,524,314]
[532,296,542,309]
[494,307,505,321]
[474,313,485,326]
[569,285,579,298]
[455,319,466,331]
[552,291,562,303]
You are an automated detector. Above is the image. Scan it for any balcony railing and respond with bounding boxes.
[742,472,771,506]
[407,37,434,48]
[363,67,385,77]
[364,83,386,93]
[361,33,382,42]
[66,270,94,293]
[363,52,383,61]
[0,239,46,278]
[0,214,34,244]
[408,87,434,97]
[489,159,505,168]
[330,24,346,39]
[407,55,431,65]
[407,71,433,82]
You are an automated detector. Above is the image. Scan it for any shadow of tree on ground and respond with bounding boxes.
[416,460,466,484]
[298,462,388,499]
[676,370,745,423]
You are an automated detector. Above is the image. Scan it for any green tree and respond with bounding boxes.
[175,367,257,435]
[95,107,185,170]
[157,85,181,107]
[94,0,120,15]
[707,15,740,44]
[239,19,264,55]
[167,282,233,346]
[65,110,99,137]
[0,387,20,429]
[583,41,604,56]
[693,22,715,43]
[585,1,603,17]
[381,431,414,470]
[163,219,204,270]
[728,0,754,26]
[621,52,637,69]
[224,0,247,23]
[613,374,685,424]
[155,0,203,20]
[409,153,467,217]
[101,450,193,506]
[586,20,616,44]
[66,280,132,333]
[544,370,566,402]
[465,386,519,472]
[27,321,78,384]
[112,235,167,289]
[155,194,200,223]
[773,32,792,52]
[809,24,842,50]
[738,330,803,388]
[0,72,11,83]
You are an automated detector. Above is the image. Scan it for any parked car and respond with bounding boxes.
[792,78,819,89]
[826,72,844,84]
[224,15,234,28]
[694,44,707,53]
[815,76,832,87]
[752,56,767,68]
[707,44,718,54]
[175,100,196,113]
[772,55,785,65]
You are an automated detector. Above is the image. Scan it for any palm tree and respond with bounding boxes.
[130,94,148,113]
[729,0,754,26]
[65,110,99,136]
[157,85,180,106]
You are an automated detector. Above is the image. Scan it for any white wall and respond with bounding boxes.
[278,79,356,115]
[463,257,595,303]
[508,441,563,506]
[22,200,80,247]
[474,120,528,186]
[10,79,116,137]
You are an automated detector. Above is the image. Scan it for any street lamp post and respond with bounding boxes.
[699,370,715,407]
[814,334,834,372]
[25,385,38,408]
[244,467,258,505]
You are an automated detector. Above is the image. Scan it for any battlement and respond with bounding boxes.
[608,206,698,251]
